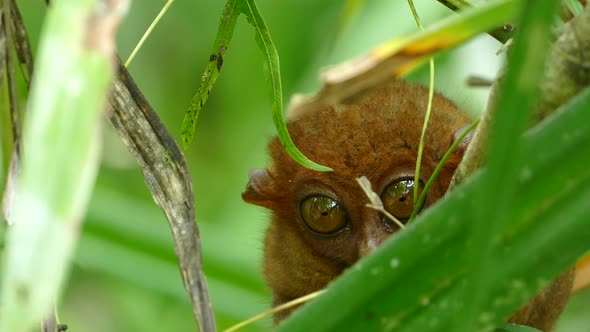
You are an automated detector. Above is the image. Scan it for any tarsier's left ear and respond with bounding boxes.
[242,169,279,209]
[452,124,474,157]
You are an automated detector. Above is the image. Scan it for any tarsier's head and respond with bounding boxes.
[242,80,472,322]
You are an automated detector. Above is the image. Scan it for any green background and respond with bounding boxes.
[7,0,588,331]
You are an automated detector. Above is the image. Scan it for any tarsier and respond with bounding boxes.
[242,81,573,330]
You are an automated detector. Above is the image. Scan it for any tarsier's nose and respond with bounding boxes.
[358,225,392,258]
[359,237,380,257]
[357,206,397,258]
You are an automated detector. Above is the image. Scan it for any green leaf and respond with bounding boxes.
[460,1,561,330]
[180,0,240,150]
[369,0,517,66]
[494,323,542,332]
[410,119,480,222]
[276,78,590,331]
[181,0,331,171]
[294,0,519,121]
[239,0,332,172]
[0,1,118,330]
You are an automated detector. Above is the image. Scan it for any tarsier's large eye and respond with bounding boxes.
[300,196,347,235]
[381,178,425,222]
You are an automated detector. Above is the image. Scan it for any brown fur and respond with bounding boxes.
[508,269,575,331]
[243,80,573,329]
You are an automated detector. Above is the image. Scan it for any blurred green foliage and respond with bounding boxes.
[4,0,588,331]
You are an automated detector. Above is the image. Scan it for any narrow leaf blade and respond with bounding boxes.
[241,0,332,172]
[180,0,240,150]
[0,1,121,330]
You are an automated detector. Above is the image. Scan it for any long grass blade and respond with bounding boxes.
[459,1,561,330]
[240,0,331,171]
[180,0,240,150]
[0,0,126,330]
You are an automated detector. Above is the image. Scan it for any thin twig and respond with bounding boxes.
[449,74,500,188]
[356,176,405,229]
[124,0,174,67]
[466,75,494,87]
[436,0,469,11]
[108,59,216,332]
[223,290,324,332]
[495,37,513,55]
[0,9,5,93]
[409,120,479,222]
[1,2,27,228]
[10,0,34,85]
[2,0,21,152]
[407,0,425,29]
[436,0,514,44]
[406,1,435,208]
[1,3,23,229]
[1,141,19,225]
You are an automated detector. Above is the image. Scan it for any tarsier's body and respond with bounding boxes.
[243,81,573,330]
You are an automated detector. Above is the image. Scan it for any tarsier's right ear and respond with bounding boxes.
[242,169,279,209]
